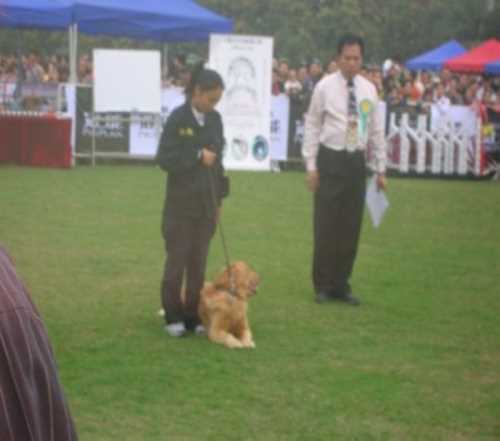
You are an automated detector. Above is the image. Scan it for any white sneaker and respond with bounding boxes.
[165,322,186,337]
[194,324,206,336]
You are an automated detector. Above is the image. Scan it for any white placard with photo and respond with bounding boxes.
[209,34,274,171]
[270,94,290,161]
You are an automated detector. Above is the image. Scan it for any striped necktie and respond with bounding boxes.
[347,78,357,117]
[346,78,358,151]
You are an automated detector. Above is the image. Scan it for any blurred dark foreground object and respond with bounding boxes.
[0,246,78,441]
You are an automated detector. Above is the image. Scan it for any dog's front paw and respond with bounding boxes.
[226,339,245,349]
[242,339,256,349]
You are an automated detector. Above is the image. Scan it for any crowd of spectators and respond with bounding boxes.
[271,56,500,117]
[382,60,499,112]
[0,51,92,84]
[1,50,499,116]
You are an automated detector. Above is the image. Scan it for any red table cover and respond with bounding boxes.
[0,115,72,168]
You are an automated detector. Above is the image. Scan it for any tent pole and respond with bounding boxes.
[69,23,78,84]
[68,25,73,83]
[74,23,79,83]
[163,43,169,81]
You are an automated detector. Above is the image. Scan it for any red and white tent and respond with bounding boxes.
[445,39,500,73]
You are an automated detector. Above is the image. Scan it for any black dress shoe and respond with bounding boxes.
[334,292,361,306]
[315,291,333,304]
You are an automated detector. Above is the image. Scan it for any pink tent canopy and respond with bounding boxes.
[444,39,500,73]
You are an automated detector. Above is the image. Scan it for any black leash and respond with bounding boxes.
[206,165,236,296]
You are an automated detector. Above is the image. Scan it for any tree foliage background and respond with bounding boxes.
[0,0,498,66]
[200,0,500,64]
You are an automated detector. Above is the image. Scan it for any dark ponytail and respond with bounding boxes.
[185,62,224,99]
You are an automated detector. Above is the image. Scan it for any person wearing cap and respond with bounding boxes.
[302,34,387,306]
[0,246,78,441]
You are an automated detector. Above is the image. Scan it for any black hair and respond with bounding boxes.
[185,62,224,99]
[337,34,365,56]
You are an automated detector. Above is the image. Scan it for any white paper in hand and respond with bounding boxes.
[366,176,389,228]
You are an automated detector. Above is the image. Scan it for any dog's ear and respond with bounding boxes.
[201,281,216,297]
[214,265,231,290]
[213,271,226,289]
[234,267,253,299]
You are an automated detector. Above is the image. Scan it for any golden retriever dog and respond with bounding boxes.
[198,261,260,349]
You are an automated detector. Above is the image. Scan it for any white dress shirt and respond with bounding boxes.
[191,105,205,126]
[302,71,386,174]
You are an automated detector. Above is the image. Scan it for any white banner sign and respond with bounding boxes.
[63,84,77,162]
[129,87,185,156]
[209,34,274,171]
[129,117,159,156]
[160,87,185,124]
[431,104,477,136]
[270,94,289,161]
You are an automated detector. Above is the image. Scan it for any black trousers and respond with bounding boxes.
[161,215,216,328]
[313,147,366,295]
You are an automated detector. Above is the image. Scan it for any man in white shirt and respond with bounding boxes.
[302,34,387,305]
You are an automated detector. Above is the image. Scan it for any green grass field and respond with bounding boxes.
[1,165,499,441]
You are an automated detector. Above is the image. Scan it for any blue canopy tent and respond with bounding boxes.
[0,0,72,30]
[406,40,466,71]
[72,0,233,42]
[485,60,500,75]
[67,0,233,80]
[0,0,233,81]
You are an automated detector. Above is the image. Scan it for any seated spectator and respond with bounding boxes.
[446,76,464,105]
[400,80,416,107]
[278,58,290,84]
[413,72,425,97]
[408,72,424,104]
[284,69,303,96]
[78,54,93,84]
[24,52,45,83]
[482,77,498,106]
[43,61,60,83]
[464,80,480,106]
[56,55,70,83]
[272,68,283,95]
[171,53,187,81]
[434,82,451,114]
[420,70,432,92]
[366,64,383,96]
[175,67,191,89]
[421,87,434,112]
[297,64,309,85]
[326,59,338,74]
[308,58,323,88]
[386,85,402,107]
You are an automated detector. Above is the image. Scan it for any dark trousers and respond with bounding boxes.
[161,215,216,328]
[313,147,366,295]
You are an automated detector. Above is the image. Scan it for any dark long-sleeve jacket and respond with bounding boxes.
[156,102,228,221]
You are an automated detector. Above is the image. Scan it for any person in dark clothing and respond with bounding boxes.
[156,65,228,337]
[0,246,78,441]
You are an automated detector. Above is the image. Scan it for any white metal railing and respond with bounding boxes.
[386,111,483,176]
